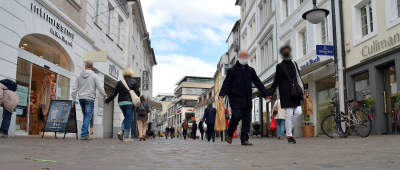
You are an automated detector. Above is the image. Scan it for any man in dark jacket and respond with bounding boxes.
[198,118,204,140]
[165,126,169,139]
[203,99,216,142]
[169,125,175,139]
[219,50,269,145]
[182,119,189,140]
[191,121,197,140]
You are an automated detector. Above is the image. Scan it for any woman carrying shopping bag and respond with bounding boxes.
[273,99,286,139]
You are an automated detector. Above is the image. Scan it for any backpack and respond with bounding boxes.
[137,102,147,116]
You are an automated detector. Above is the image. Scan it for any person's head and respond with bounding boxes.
[207,99,213,106]
[54,106,58,110]
[279,45,292,60]
[63,106,66,110]
[85,60,93,70]
[50,74,55,81]
[140,95,145,101]
[122,68,133,78]
[238,49,249,65]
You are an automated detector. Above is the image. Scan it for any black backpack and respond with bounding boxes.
[137,102,147,116]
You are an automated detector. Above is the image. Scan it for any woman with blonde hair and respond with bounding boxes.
[136,95,150,141]
[106,68,140,142]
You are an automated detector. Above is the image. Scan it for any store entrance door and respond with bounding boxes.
[383,66,399,134]
[103,85,114,138]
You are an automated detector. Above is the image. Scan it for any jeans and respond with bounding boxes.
[276,119,285,137]
[183,130,187,139]
[119,104,134,138]
[206,124,215,141]
[0,108,13,135]
[284,106,302,137]
[79,99,94,138]
[227,107,252,143]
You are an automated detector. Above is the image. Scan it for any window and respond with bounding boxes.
[283,0,289,19]
[270,38,274,63]
[242,32,247,49]
[360,2,373,36]
[398,0,400,17]
[107,3,113,35]
[117,16,123,45]
[94,0,100,23]
[321,18,329,44]
[177,100,197,108]
[302,31,308,56]
[385,0,400,29]
[354,72,370,110]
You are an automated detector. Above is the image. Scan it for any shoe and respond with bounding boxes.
[277,136,280,139]
[288,137,296,144]
[140,137,143,141]
[117,130,124,141]
[0,132,8,138]
[226,136,232,144]
[241,141,253,145]
[213,139,215,142]
[123,138,133,142]
[208,140,210,142]
[292,137,297,143]
[80,136,92,140]
[143,135,146,141]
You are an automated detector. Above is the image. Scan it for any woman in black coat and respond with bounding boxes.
[267,45,308,144]
[191,121,197,140]
[198,118,204,140]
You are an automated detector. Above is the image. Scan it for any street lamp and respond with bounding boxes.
[302,0,345,138]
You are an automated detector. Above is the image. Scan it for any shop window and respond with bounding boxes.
[15,58,31,133]
[19,35,70,71]
[316,76,336,135]
[354,72,370,110]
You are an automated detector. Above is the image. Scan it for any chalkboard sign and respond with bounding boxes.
[41,100,78,139]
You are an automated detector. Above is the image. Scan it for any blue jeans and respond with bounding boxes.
[79,99,94,138]
[276,119,285,137]
[119,104,134,138]
[0,108,13,135]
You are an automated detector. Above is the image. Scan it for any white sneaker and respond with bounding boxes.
[0,132,8,138]
[123,138,133,142]
[118,130,124,141]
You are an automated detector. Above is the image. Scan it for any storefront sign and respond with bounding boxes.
[362,33,400,56]
[299,55,332,68]
[142,71,149,90]
[191,117,195,121]
[177,109,181,113]
[109,64,119,79]
[42,100,78,139]
[31,3,74,47]
[16,85,28,107]
[316,45,334,56]
[187,109,195,112]
[300,56,321,68]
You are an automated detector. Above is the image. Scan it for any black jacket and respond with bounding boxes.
[106,76,140,104]
[165,127,169,133]
[192,122,197,133]
[268,60,306,108]
[198,121,204,132]
[219,61,268,108]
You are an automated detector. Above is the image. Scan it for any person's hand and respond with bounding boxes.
[304,91,309,96]
[72,101,75,108]
[219,96,223,100]
[265,96,272,100]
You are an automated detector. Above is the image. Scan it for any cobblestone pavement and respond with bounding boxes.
[0,135,400,170]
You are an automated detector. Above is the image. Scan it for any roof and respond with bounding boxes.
[226,20,241,43]
[235,0,239,6]
[175,76,213,85]
[194,86,215,108]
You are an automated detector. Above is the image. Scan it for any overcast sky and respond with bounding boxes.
[141,0,240,97]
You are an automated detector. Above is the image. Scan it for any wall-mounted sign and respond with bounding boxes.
[31,3,74,47]
[142,71,149,90]
[16,85,28,107]
[316,45,334,56]
[361,34,400,57]
[187,109,195,112]
[109,64,119,79]
[177,109,181,113]
[84,51,107,62]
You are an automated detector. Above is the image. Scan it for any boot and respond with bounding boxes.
[143,135,146,141]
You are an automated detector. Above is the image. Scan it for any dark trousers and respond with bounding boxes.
[219,131,224,141]
[192,131,197,140]
[200,131,204,140]
[227,107,252,143]
[183,130,187,139]
[0,109,12,135]
[206,124,215,141]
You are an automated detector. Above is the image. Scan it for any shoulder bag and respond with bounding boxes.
[280,64,304,101]
[121,79,140,107]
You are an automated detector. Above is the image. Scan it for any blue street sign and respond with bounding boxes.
[316,45,334,56]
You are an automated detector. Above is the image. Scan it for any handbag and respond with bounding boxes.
[121,79,140,107]
[215,100,226,132]
[224,98,230,120]
[273,103,278,116]
[302,95,313,115]
[280,64,304,101]
[270,118,277,133]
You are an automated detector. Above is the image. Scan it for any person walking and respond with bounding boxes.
[71,61,107,140]
[273,100,286,140]
[219,50,269,145]
[198,118,204,140]
[152,120,157,139]
[136,96,151,141]
[266,45,308,144]
[192,121,197,140]
[182,119,188,140]
[0,79,19,138]
[165,126,169,139]
[105,68,140,142]
[170,125,175,139]
[203,99,216,142]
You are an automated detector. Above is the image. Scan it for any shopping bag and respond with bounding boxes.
[214,100,226,132]
[270,118,277,133]
[302,95,313,115]
[273,104,278,116]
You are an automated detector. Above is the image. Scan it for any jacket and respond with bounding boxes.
[268,60,306,108]
[192,122,197,133]
[0,82,19,113]
[0,79,17,92]
[165,127,169,133]
[182,122,188,130]
[136,101,150,120]
[273,100,286,120]
[106,76,140,104]
[198,121,204,132]
[219,61,268,108]
[71,70,107,100]
[203,105,216,124]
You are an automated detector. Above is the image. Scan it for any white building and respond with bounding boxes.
[0,0,156,138]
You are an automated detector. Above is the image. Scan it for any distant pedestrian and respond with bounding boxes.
[71,61,107,140]
[136,96,151,141]
[0,79,19,138]
[203,99,216,142]
[152,120,157,139]
[182,119,189,140]
[198,118,204,140]
[170,125,175,139]
[192,121,197,140]
[105,68,140,142]
[158,130,161,138]
[165,127,169,139]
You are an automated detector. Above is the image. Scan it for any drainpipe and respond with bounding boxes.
[338,0,348,114]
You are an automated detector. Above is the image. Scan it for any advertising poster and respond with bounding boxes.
[16,85,28,107]
[43,100,72,132]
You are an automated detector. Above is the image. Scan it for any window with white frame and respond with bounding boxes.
[351,0,377,46]
[301,31,308,56]
[259,3,265,28]
[321,18,329,44]
[385,0,400,29]
[283,0,289,19]
[242,31,247,49]
[360,2,373,37]
[398,0,400,17]
[117,16,123,45]
[270,37,275,63]
[107,3,113,35]
[94,0,100,23]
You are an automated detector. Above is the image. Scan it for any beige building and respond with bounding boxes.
[343,0,400,135]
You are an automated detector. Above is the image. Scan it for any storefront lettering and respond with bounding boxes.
[109,64,119,79]
[300,56,320,68]
[361,33,400,56]
[31,3,74,47]
[187,109,195,112]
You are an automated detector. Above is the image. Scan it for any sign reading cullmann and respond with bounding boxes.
[31,3,74,47]
[142,71,149,91]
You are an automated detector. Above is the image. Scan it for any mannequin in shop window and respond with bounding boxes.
[40,75,51,121]
[50,74,56,100]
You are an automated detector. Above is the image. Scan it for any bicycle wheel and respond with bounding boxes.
[352,108,372,138]
[321,114,349,138]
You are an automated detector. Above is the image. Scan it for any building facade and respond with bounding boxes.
[0,0,156,138]
[343,0,400,135]
[153,93,174,131]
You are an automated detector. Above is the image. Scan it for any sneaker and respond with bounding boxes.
[123,138,133,142]
[277,136,280,139]
[241,141,253,145]
[213,139,215,142]
[292,137,297,143]
[0,132,8,138]
[288,137,295,144]
[226,136,232,144]
[117,131,124,141]
[81,136,92,140]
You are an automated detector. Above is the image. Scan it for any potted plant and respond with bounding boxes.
[301,117,315,137]
[366,98,375,111]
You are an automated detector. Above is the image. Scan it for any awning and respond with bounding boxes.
[145,100,163,110]
[251,58,333,99]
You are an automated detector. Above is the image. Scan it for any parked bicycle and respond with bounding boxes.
[321,97,372,138]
